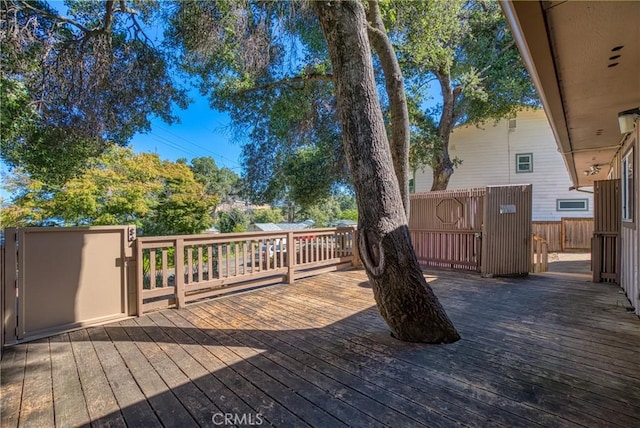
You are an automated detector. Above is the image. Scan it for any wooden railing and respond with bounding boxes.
[410,229,482,271]
[531,234,549,273]
[136,227,357,315]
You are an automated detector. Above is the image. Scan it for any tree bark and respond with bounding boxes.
[431,70,458,191]
[314,1,459,343]
[365,0,410,218]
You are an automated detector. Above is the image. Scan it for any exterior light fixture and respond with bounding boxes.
[584,165,601,176]
[618,107,640,134]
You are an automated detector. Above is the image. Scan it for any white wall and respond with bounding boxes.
[414,109,594,221]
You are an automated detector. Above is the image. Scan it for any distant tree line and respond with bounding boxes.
[1,147,238,235]
[1,146,357,235]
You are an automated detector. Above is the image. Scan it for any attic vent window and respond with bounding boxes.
[508,118,517,130]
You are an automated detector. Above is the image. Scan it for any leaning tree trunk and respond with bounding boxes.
[314,0,459,343]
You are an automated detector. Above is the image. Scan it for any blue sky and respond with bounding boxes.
[129,89,244,172]
[49,1,245,172]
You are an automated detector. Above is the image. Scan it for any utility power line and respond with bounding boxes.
[155,125,241,167]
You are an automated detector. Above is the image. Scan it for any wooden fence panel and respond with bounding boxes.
[409,188,485,230]
[409,189,485,271]
[410,230,481,271]
[562,217,594,250]
[532,218,594,252]
[531,222,563,252]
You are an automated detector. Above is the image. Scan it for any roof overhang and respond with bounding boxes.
[500,1,640,187]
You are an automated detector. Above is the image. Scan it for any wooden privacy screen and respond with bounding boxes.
[592,179,620,283]
[409,185,533,275]
[481,185,533,277]
[409,188,485,271]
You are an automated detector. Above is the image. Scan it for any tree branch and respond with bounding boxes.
[366,0,411,217]
[16,0,151,44]
[16,0,91,33]
[235,72,334,95]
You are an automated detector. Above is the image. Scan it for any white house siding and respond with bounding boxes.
[610,122,639,316]
[414,109,594,221]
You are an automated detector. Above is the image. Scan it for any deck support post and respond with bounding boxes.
[175,238,185,308]
[352,228,361,267]
[287,232,296,284]
[136,238,144,316]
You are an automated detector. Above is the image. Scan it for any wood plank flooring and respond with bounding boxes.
[2,261,640,427]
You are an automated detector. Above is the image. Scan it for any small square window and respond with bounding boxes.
[515,153,533,173]
[556,199,589,211]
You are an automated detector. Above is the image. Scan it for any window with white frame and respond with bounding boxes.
[622,148,634,222]
[556,199,589,211]
[515,153,533,173]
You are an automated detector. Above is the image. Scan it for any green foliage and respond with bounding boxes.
[217,208,250,233]
[141,162,219,235]
[341,209,358,221]
[1,147,218,234]
[281,192,357,227]
[0,0,187,183]
[389,0,539,174]
[252,208,284,224]
[169,1,349,206]
[188,156,241,205]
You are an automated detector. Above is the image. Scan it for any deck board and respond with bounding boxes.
[19,339,55,427]
[211,295,534,428]
[49,334,90,428]
[68,328,125,427]
[0,345,26,428]
[265,292,636,427]
[2,262,640,427]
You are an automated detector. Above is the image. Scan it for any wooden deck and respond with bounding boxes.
[3,260,640,427]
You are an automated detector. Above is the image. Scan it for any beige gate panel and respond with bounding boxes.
[16,226,133,341]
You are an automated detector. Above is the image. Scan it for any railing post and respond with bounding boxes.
[530,235,535,273]
[136,239,143,316]
[352,227,361,267]
[287,232,296,284]
[175,238,185,308]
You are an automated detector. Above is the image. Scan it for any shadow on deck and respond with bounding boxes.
[2,267,639,427]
